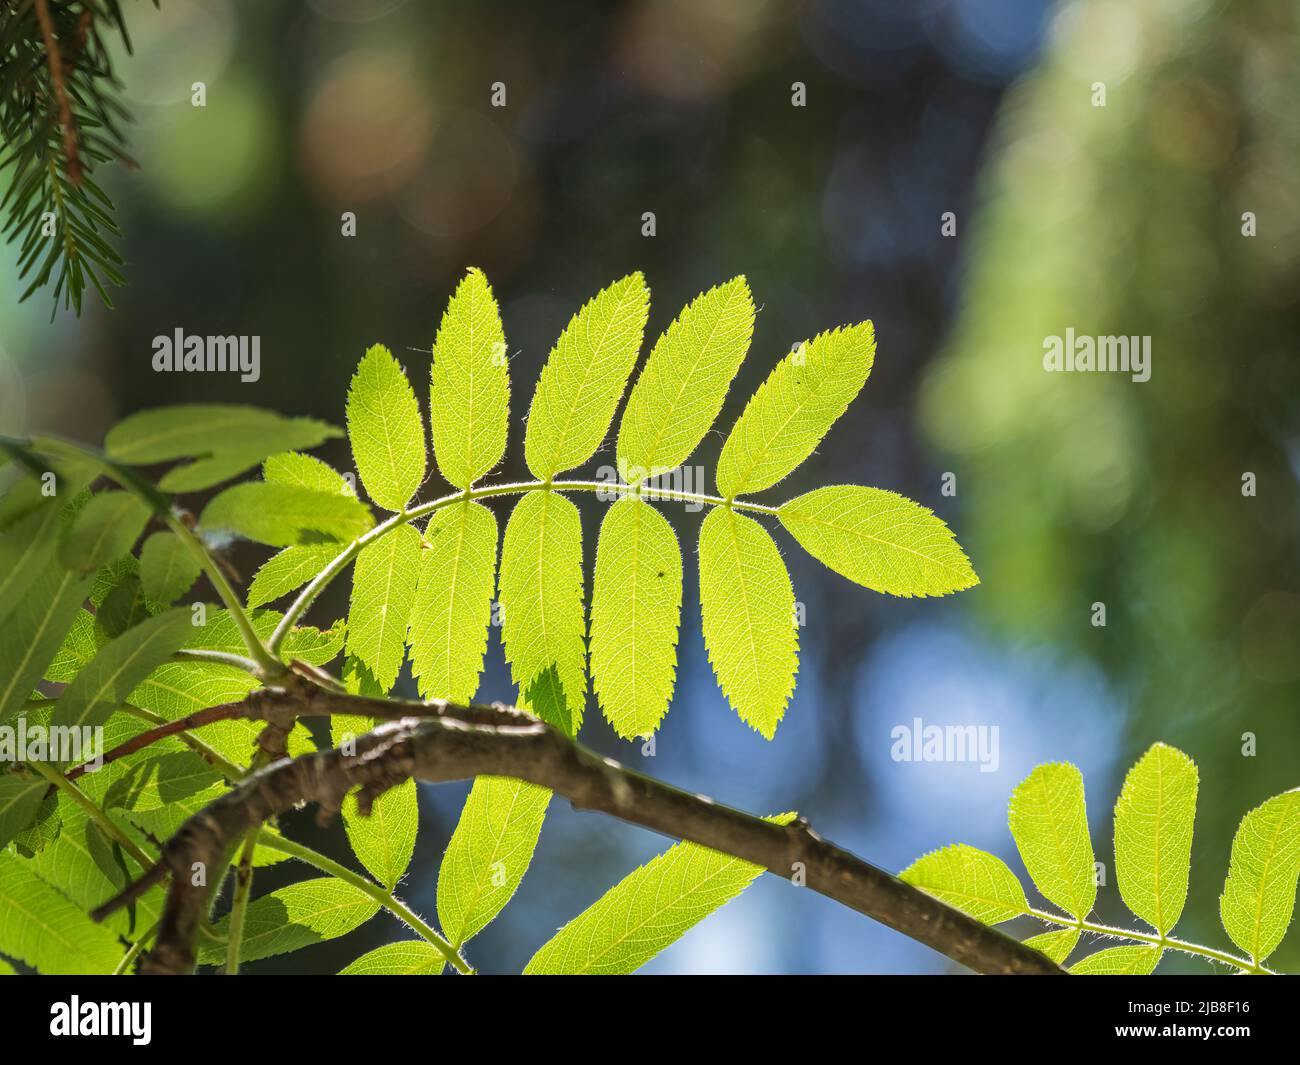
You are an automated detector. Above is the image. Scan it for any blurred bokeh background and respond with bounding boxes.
[2,0,1297,974]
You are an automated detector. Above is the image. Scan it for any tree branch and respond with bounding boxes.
[95,687,1066,976]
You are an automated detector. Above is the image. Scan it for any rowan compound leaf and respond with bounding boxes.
[523,812,796,975]
[1114,743,1198,936]
[698,507,797,739]
[437,776,552,948]
[430,267,509,490]
[0,561,94,724]
[201,481,372,547]
[0,854,125,974]
[53,608,196,732]
[617,277,755,484]
[1009,762,1097,920]
[1070,945,1163,975]
[1023,927,1079,965]
[778,486,978,598]
[104,404,341,492]
[499,490,587,735]
[716,321,876,498]
[524,272,649,480]
[347,344,426,511]
[248,544,342,608]
[339,941,445,975]
[590,497,682,738]
[1220,789,1300,964]
[139,531,201,604]
[0,776,46,849]
[200,878,380,965]
[409,501,497,703]
[59,490,150,572]
[346,523,421,692]
[899,844,1028,925]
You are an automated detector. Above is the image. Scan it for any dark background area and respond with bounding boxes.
[1,0,1296,974]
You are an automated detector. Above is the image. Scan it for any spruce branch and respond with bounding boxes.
[0,0,152,316]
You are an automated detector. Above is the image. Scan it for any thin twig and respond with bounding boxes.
[96,689,1065,976]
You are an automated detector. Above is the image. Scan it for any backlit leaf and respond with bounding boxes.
[590,497,681,738]
[1220,789,1300,963]
[59,491,150,572]
[430,267,509,490]
[499,490,586,735]
[778,486,978,598]
[523,812,795,975]
[409,501,497,703]
[524,272,649,480]
[1070,945,1163,975]
[104,404,341,492]
[347,344,426,511]
[201,481,372,547]
[617,277,754,484]
[346,523,421,692]
[698,507,797,739]
[899,844,1028,925]
[1114,742,1198,936]
[1009,762,1096,920]
[716,322,875,498]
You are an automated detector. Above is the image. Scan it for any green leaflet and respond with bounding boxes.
[347,523,421,692]
[262,450,350,493]
[1114,742,1198,936]
[499,490,587,735]
[716,322,876,498]
[590,496,682,738]
[524,272,649,480]
[199,878,380,966]
[104,403,341,492]
[201,481,372,547]
[430,267,509,490]
[0,498,62,626]
[698,507,797,739]
[0,559,93,724]
[0,775,45,849]
[409,500,497,703]
[1070,945,1163,975]
[899,844,1028,925]
[53,608,196,733]
[778,486,978,598]
[1220,789,1300,963]
[44,610,101,683]
[347,344,426,511]
[339,941,445,975]
[331,715,418,891]
[0,854,125,974]
[139,531,201,603]
[31,798,163,940]
[59,491,150,572]
[1023,927,1079,965]
[1009,762,1096,920]
[524,812,797,975]
[248,544,341,608]
[617,276,754,484]
[437,776,552,948]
